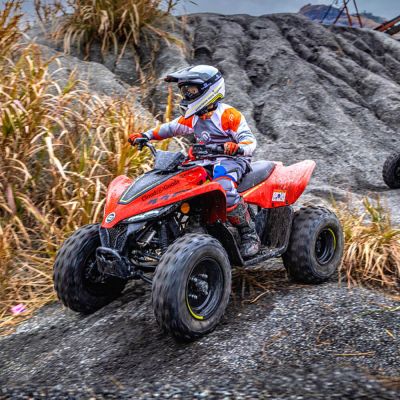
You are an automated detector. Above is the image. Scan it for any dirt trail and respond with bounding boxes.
[1,264,399,399]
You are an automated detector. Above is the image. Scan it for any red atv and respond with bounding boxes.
[383,152,400,189]
[54,140,344,340]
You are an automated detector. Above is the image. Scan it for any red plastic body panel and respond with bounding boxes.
[101,166,227,228]
[101,160,316,228]
[242,160,316,208]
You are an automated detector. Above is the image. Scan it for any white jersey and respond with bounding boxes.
[143,103,257,157]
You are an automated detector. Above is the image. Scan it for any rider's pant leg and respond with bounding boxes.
[212,159,246,207]
[212,159,260,258]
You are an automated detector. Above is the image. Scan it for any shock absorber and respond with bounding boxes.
[159,221,168,253]
[187,211,205,234]
[137,229,157,247]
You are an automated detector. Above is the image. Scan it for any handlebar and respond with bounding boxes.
[192,143,244,157]
[134,138,157,156]
[131,139,244,159]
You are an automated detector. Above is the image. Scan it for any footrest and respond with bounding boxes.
[243,246,286,267]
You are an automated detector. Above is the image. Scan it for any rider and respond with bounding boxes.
[129,65,260,258]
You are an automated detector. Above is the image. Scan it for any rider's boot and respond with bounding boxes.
[227,198,261,258]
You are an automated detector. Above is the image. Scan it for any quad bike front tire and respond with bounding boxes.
[282,206,343,284]
[152,233,231,341]
[382,152,400,189]
[53,224,126,314]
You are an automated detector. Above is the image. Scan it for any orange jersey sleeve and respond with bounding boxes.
[221,107,256,156]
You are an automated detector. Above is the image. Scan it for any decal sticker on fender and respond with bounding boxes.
[272,190,286,202]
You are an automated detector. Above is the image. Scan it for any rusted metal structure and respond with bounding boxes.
[321,0,363,27]
[374,15,400,36]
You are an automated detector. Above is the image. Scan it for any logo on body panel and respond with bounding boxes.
[105,212,116,223]
[272,190,286,202]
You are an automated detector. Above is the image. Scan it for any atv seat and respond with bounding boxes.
[237,161,276,193]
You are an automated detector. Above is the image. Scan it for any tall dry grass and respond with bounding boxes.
[35,0,183,80]
[337,197,400,290]
[0,0,166,333]
[0,1,21,57]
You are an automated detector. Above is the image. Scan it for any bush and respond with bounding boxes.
[35,0,183,80]
[337,197,400,290]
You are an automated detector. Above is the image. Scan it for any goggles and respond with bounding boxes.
[179,84,202,101]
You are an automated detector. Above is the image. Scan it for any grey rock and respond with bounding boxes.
[182,14,400,202]
[28,15,400,201]
[44,45,156,129]
[138,14,400,221]
[39,44,133,97]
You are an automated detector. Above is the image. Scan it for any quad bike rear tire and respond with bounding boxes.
[53,224,126,314]
[152,233,231,341]
[382,152,400,189]
[282,206,343,284]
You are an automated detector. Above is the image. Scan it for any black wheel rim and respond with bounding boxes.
[186,257,224,320]
[315,228,336,265]
[395,163,400,179]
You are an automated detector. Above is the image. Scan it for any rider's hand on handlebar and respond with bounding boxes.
[224,142,240,156]
[128,133,146,146]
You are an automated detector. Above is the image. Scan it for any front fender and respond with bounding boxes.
[102,175,133,225]
[186,186,227,224]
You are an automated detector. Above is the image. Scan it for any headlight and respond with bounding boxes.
[123,204,178,223]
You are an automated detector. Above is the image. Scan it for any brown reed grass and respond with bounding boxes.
[0,0,167,334]
[337,197,400,290]
[35,0,183,78]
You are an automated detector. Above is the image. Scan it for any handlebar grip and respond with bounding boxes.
[135,137,149,150]
[205,144,224,154]
[195,143,245,156]
[214,144,245,156]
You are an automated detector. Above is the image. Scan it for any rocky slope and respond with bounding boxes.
[153,13,400,220]
[188,14,400,190]
[31,13,400,202]
[1,12,400,399]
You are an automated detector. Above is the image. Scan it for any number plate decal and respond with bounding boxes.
[272,190,286,202]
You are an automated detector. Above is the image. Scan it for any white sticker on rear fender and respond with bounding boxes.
[272,190,286,202]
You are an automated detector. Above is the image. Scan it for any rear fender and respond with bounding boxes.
[243,160,316,208]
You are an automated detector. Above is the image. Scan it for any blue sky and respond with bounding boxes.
[3,1,399,20]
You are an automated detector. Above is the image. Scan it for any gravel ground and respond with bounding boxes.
[1,263,399,399]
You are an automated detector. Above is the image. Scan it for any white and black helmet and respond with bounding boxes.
[164,65,225,119]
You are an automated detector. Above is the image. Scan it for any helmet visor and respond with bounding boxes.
[179,84,202,101]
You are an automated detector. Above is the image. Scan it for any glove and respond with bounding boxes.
[224,142,240,155]
[128,133,144,146]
